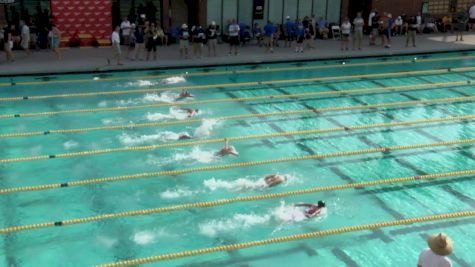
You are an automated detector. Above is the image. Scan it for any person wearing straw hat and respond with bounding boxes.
[417,233,453,267]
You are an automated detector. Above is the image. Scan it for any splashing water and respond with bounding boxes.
[118,131,189,146]
[96,235,118,248]
[174,147,216,164]
[160,187,196,199]
[98,92,178,108]
[161,76,186,84]
[146,107,189,121]
[63,140,79,150]
[194,119,221,137]
[198,213,271,237]
[131,229,173,245]
[203,177,267,192]
[272,201,327,223]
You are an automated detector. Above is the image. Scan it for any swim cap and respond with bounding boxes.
[317,200,326,207]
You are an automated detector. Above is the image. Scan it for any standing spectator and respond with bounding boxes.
[340,17,351,51]
[4,24,15,62]
[126,24,136,60]
[111,26,122,65]
[369,12,380,45]
[469,3,475,30]
[317,17,329,39]
[416,13,423,33]
[455,9,468,41]
[442,14,453,33]
[253,23,263,46]
[157,25,168,46]
[120,16,131,45]
[263,20,275,53]
[353,12,364,50]
[228,19,240,56]
[284,16,294,48]
[417,233,453,267]
[394,16,403,35]
[133,26,145,60]
[306,18,316,49]
[50,24,61,60]
[379,13,391,48]
[368,10,376,29]
[178,24,190,59]
[310,15,317,40]
[146,23,158,61]
[20,20,30,55]
[295,19,305,53]
[406,16,417,47]
[206,21,218,56]
[191,25,205,58]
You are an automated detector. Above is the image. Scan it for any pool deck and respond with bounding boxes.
[1,33,475,76]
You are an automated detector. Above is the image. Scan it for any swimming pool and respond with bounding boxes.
[1,51,475,267]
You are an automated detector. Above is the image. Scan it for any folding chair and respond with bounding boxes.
[332,26,341,40]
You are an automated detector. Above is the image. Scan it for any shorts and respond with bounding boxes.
[21,38,29,49]
[297,36,304,43]
[371,28,379,36]
[353,31,363,39]
[469,18,475,23]
[455,23,466,31]
[113,43,121,55]
[208,38,217,47]
[285,34,294,41]
[342,33,350,38]
[229,36,240,46]
[147,38,157,51]
[179,39,189,49]
[263,36,272,43]
[382,29,390,38]
[5,40,13,50]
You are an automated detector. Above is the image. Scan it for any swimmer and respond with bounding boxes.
[264,174,286,187]
[178,133,192,140]
[176,89,194,100]
[292,200,326,219]
[180,108,199,117]
[216,138,239,157]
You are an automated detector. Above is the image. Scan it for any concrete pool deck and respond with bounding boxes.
[1,33,475,76]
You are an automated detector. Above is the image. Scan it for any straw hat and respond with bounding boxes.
[427,233,453,256]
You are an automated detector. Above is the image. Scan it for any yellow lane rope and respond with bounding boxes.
[1,138,474,194]
[0,72,471,102]
[1,54,475,87]
[94,210,475,267]
[2,95,475,138]
[1,87,475,119]
[1,169,472,235]
[2,114,474,164]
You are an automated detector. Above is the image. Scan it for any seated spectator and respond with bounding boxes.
[424,18,438,33]
[253,23,263,46]
[394,16,403,35]
[156,25,168,45]
[442,14,453,32]
[317,17,329,39]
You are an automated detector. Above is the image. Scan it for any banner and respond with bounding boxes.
[51,0,112,41]
[253,0,265,20]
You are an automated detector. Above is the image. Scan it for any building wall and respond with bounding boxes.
[372,0,424,16]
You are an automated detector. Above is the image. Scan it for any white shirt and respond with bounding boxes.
[21,25,30,38]
[228,24,240,37]
[470,5,475,19]
[417,16,422,25]
[111,31,120,44]
[368,12,375,26]
[353,17,364,32]
[418,248,452,267]
[395,18,403,26]
[341,22,351,34]
[120,20,131,36]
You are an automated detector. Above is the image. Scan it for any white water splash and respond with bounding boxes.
[161,76,186,84]
[160,187,196,199]
[194,119,221,137]
[118,131,189,146]
[199,213,271,237]
[96,235,118,248]
[98,92,178,108]
[272,201,327,223]
[174,147,216,164]
[146,107,189,121]
[203,177,267,192]
[63,140,79,150]
[132,229,174,245]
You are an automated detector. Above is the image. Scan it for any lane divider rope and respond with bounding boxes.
[2,114,474,164]
[94,210,475,267]
[1,138,474,194]
[2,94,475,138]
[1,54,474,87]
[0,73,471,102]
[1,169,473,235]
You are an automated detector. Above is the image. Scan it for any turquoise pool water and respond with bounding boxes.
[1,51,475,267]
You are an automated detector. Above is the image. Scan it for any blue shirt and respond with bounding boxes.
[264,23,275,37]
[134,30,144,43]
[318,19,327,30]
[285,21,295,35]
[296,23,305,37]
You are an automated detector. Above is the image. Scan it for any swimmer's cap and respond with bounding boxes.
[317,200,326,208]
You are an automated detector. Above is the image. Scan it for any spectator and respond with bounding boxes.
[295,19,305,53]
[394,16,403,35]
[406,16,417,47]
[309,15,317,40]
[340,17,351,51]
[379,13,391,48]
[20,20,30,55]
[442,14,453,33]
[126,24,136,60]
[370,11,380,45]
[284,16,294,48]
[253,22,263,46]
[120,16,131,45]
[191,25,205,58]
[306,18,316,49]
[263,20,275,53]
[272,23,281,47]
[469,3,475,30]
[401,14,409,34]
[50,24,61,60]
[4,23,15,62]
[178,24,190,59]
[417,233,453,267]
[157,25,168,46]
[146,23,158,61]
[416,13,422,32]
[368,10,376,29]
[133,26,145,60]
[455,9,468,41]
[206,21,218,56]
[111,26,122,65]
[317,17,329,39]
[228,19,240,56]
[424,18,438,33]
[353,12,364,50]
